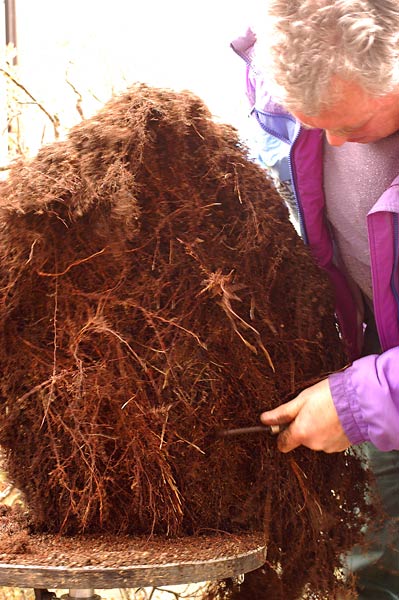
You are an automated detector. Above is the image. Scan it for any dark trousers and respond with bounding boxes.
[345,302,399,599]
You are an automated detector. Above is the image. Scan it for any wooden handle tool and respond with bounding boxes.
[218,424,287,438]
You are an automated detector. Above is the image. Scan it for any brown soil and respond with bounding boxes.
[0,534,263,568]
[0,507,264,568]
[0,84,374,599]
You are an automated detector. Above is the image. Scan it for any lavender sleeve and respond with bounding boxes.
[329,347,399,451]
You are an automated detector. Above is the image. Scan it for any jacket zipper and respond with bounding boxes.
[391,213,399,320]
[253,110,308,242]
[287,128,308,243]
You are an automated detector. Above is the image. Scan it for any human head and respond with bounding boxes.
[253,0,399,116]
[293,77,399,145]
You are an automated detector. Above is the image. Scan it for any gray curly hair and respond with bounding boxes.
[253,0,399,115]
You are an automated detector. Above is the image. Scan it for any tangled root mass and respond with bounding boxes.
[0,84,372,599]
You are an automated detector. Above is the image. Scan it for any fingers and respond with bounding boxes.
[260,397,307,452]
[275,423,302,453]
[260,396,305,429]
[260,379,351,454]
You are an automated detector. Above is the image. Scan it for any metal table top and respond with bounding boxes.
[0,532,267,589]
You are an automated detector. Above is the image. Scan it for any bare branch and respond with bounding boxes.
[66,76,85,120]
[0,67,60,138]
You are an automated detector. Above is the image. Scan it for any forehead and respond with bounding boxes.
[293,79,378,130]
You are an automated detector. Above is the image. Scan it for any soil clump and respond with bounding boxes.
[0,84,373,599]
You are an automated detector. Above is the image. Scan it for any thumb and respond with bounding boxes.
[260,396,306,428]
[260,397,306,453]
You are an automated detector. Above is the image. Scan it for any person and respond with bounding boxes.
[231,2,399,598]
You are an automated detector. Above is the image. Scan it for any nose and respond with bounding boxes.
[325,130,347,146]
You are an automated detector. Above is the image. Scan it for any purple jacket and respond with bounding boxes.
[232,29,399,451]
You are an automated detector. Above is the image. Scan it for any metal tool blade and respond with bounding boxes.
[218,424,285,438]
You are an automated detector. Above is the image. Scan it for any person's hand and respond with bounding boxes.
[260,378,351,453]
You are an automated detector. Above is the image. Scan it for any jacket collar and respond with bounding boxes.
[230,27,257,63]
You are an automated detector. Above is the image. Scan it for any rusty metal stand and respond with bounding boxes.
[61,591,101,600]
[35,591,100,600]
[0,534,267,600]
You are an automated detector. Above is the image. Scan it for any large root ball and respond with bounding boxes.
[0,84,371,598]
